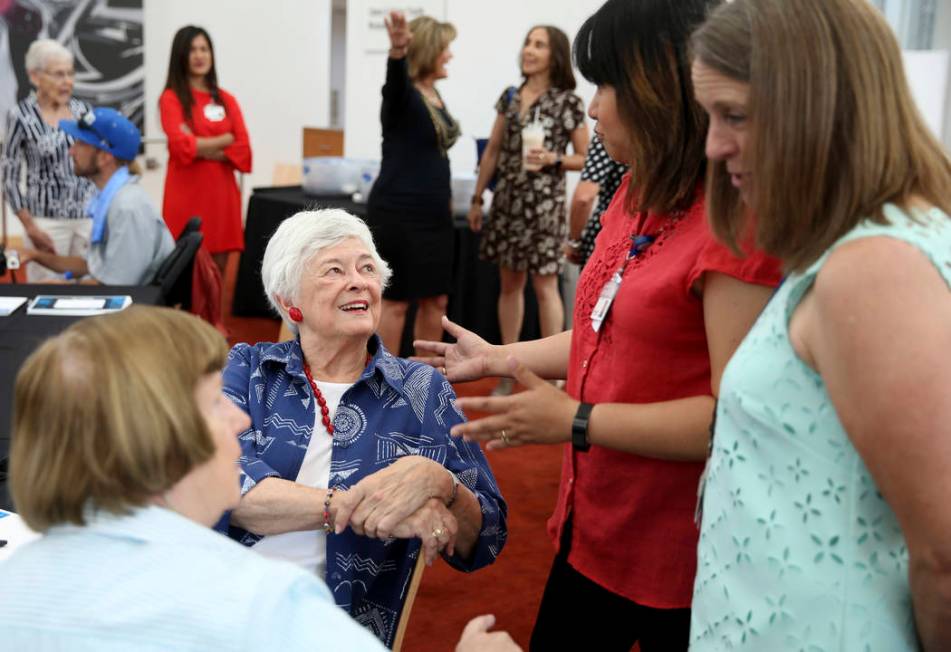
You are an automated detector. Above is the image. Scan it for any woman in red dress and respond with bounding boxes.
[160,25,252,273]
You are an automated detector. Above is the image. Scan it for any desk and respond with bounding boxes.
[0,284,163,511]
[233,186,548,349]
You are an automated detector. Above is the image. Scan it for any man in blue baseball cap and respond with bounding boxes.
[17,107,174,284]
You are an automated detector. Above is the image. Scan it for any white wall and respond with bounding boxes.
[344,0,601,182]
[935,0,951,148]
[331,5,347,128]
[903,50,950,147]
[141,0,332,209]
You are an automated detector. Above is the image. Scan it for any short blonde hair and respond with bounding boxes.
[407,16,456,81]
[692,0,951,271]
[261,208,392,335]
[24,38,72,74]
[10,306,229,532]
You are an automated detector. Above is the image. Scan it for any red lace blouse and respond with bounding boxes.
[548,175,782,608]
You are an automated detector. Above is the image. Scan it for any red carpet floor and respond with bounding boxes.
[215,256,562,650]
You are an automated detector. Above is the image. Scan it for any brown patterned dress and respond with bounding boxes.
[480,86,586,274]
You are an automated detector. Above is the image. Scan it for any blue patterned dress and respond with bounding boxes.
[220,336,507,648]
[691,205,951,650]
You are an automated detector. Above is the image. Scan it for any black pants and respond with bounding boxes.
[530,523,691,652]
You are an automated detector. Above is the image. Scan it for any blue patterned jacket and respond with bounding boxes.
[218,336,507,648]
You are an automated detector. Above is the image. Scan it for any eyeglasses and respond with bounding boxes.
[42,69,75,81]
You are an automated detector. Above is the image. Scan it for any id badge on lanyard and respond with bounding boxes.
[590,234,655,333]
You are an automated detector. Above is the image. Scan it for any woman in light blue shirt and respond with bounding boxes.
[0,306,385,651]
[688,1,951,650]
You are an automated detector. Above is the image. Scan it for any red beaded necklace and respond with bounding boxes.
[302,354,372,437]
[303,363,335,436]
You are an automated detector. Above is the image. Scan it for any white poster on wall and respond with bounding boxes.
[359,2,447,53]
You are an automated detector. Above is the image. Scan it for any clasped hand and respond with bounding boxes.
[333,455,457,565]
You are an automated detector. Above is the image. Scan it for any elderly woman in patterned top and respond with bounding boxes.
[1,39,95,281]
[219,208,506,648]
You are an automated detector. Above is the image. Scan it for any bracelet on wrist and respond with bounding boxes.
[322,488,336,533]
[471,195,484,206]
[442,469,460,508]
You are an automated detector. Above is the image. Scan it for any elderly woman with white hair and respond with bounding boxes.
[1,39,95,281]
[219,209,507,648]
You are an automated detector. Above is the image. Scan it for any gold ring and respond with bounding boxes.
[432,527,445,539]
[500,429,510,445]
[441,366,447,375]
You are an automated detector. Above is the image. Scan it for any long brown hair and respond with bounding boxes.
[524,25,576,91]
[692,0,951,271]
[163,25,224,122]
[574,0,719,214]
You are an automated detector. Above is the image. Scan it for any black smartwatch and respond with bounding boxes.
[572,402,594,451]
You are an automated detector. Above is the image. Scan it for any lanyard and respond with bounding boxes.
[590,233,656,333]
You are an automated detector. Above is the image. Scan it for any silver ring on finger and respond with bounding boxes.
[432,526,446,540]
[499,429,510,445]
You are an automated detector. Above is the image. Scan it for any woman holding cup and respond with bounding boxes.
[469,26,588,394]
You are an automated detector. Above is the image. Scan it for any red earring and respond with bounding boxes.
[288,307,303,323]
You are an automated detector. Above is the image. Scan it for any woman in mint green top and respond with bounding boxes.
[689,0,951,650]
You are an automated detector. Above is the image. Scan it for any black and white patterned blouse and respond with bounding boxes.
[2,93,95,219]
[577,135,628,267]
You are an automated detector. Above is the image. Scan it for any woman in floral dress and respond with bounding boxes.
[468,25,588,394]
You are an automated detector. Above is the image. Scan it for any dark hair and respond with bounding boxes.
[523,25,576,91]
[574,0,720,214]
[163,26,224,123]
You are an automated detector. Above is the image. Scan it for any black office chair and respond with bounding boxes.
[152,231,203,308]
[179,216,202,239]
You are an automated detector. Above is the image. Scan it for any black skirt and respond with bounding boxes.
[364,205,454,301]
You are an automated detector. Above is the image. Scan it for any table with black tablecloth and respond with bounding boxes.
[0,284,163,511]
[234,186,551,353]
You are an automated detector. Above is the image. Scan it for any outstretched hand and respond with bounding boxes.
[384,10,412,54]
[451,357,578,450]
[412,316,497,383]
[456,615,523,652]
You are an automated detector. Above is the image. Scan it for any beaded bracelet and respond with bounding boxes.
[322,488,335,533]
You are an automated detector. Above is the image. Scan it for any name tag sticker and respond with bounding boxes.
[203,103,225,122]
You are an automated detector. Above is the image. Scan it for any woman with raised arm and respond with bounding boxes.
[366,11,461,354]
[417,1,781,649]
[689,1,951,649]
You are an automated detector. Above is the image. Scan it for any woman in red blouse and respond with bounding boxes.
[159,25,252,273]
[415,0,781,649]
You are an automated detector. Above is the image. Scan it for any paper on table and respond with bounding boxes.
[27,295,132,317]
[0,509,42,562]
[54,298,106,310]
[0,297,27,316]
